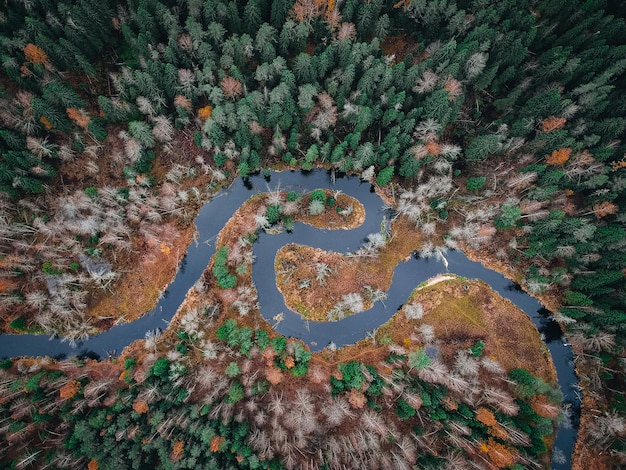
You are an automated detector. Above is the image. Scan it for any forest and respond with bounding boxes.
[0,0,625,468]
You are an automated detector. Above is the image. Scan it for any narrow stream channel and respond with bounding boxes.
[0,169,579,469]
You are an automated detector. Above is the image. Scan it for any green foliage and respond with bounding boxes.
[408,348,431,370]
[225,361,241,377]
[309,189,326,202]
[376,166,394,186]
[495,204,522,229]
[0,359,12,370]
[212,246,238,289]
[465,135,501,160]
[149,358,170,380]
[9,317,26,331]
[226,381,245,403]
[271,336,287,353]
[466,176,486,191]
[87,118,108,141]
[265,204,283,225]
[469,341,485,357]
[396,399,416,419]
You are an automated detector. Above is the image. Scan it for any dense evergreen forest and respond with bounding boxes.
[1,0,625,468]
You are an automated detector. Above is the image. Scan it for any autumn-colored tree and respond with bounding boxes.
[132,400,149,414]
[59,380,81,399]
[541,116,567,132]
[291,0,326,25]
[265,366,283,385]
[476,407,497,427]
[284,356,295,369]
[66,108,90,129]
[484,438,517,468]
[220,76,243,99]
[23,44,49,65]
[174,95,192,110]
[198,105,213,120]
[546,148,572,166]
[425,141,442,155]
[530,395,561,418]
[593,201,618,219]
[88,459,99,470]
[210,436,225,452]
[444,78,463,101]
[348,388,367,409]
[39,116,53,130]
[171,440,184,461]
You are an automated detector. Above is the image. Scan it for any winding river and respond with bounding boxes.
[0,169,579,469]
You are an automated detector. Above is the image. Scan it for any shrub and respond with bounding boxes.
[265,204,283,224]
[309,189,326,202]
[466,176,486,191]
[309,199,325,215]
[9,317,26,331]
[469,340,485,357]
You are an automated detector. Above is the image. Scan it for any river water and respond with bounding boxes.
[0,169,579,469]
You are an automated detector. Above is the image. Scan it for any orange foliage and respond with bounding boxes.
[488,423,509,440]
[198,105,213,120]
[291,0,326,24]
[393,0,410,11]
[610,157,626,171]
[530,395,561,418]
[172,440,184,461]
[425,141,442,155]
[484,438,517,468]
[23,43,49,65]
[132,400,149,414]
[66,108,90,129]
[40,116,52,130]
[220,76,243,99]
[174,95,192,111]
[265,366,283,385]
[476,407,497,427]
[546,148,572,166]
[444,78,463,101]
[402,337,412,349]
[88,459,99,470]
[348,388,367,409]
[284,356,295,369]
[327,0,335,11]
[210,436,224,453]
[59,380,81,399]
[593,201,619,219]
[541,116,567,132]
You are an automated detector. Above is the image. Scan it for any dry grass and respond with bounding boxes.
[402,278,555,383]
[87,221,196,329]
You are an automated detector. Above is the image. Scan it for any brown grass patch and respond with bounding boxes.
[87,221,195,329]
[401,278,555,383]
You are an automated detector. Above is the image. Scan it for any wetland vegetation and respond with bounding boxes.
[1,0,626,468]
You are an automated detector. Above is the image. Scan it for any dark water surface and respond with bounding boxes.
[0,169,578,468]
